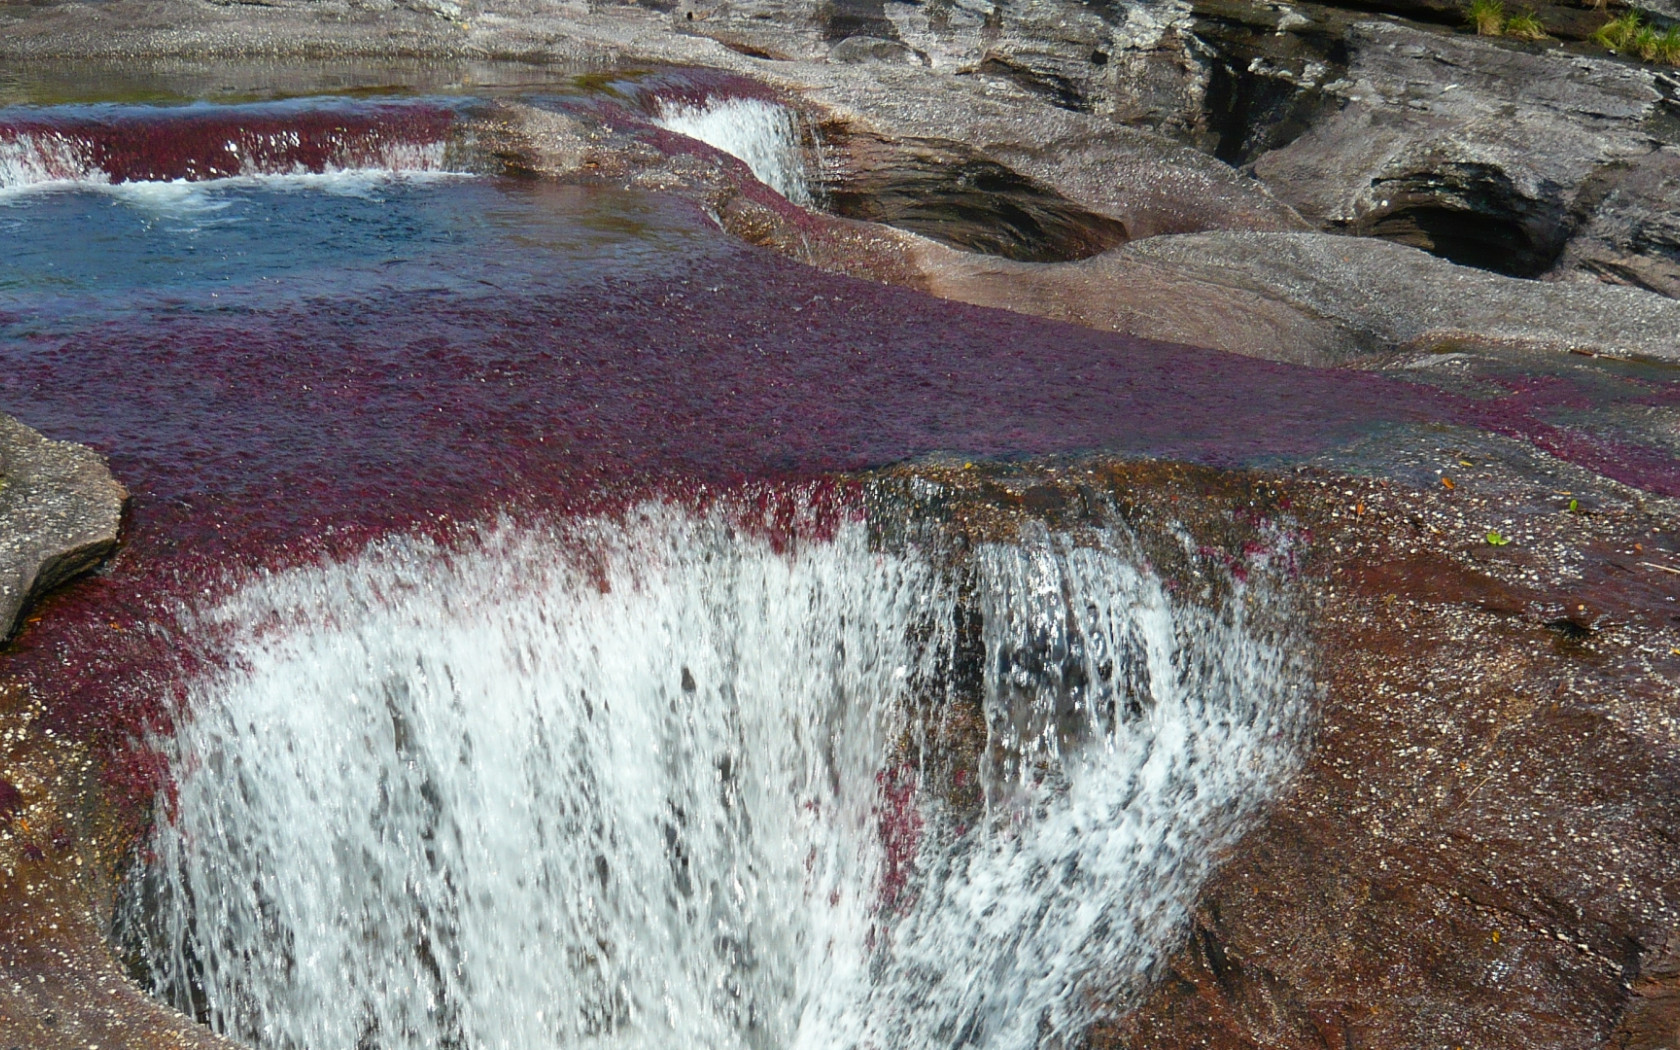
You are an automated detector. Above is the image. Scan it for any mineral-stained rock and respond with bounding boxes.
[0,415,126,642]
[1251,21,1664,276]
[1552,146,1680,300]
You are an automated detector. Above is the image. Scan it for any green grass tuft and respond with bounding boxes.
[1469,0,1506,35]
[1658,25,1680,63]
[1632,24,1662,60]
[1505,11,1549,38]
[1595,10,1642,50]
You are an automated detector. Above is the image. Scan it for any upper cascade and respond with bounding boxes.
[0,99,459,192]
[653,95,813,206]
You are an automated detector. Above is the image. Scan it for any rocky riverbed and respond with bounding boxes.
[1,0,1678,1046]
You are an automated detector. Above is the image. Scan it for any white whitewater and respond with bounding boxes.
[0,129,447,197]
[123,501,1307,1050]
[654,98,813,206]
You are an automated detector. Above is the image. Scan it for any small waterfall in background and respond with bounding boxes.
[117,496,1308,1050]
[0,100,456,196]
[654,98,814,206]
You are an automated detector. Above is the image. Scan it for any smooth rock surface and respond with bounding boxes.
[1117,231,1680,360]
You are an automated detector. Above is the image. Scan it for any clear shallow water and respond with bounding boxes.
[0,176,707,324]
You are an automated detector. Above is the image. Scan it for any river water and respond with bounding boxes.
[0,82,1661,1048]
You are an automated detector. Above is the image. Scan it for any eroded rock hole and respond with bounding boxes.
[1358,167,1568,277]
[820,132,1130,262]
[113,499,1307,1050]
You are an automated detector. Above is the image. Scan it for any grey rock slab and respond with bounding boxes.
[1120,231,1680,360]
[910,240,1360,364]
[1554,145,1680,299]
[0,415,127,642]
[1251,21,1663,273]
[794,61,1310,239]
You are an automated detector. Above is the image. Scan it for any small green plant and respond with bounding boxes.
[1505,10,1549,38]
[1486,530,1512,546]
[1658,25,1680,63]
[1568,498,1580,513]
[1469,0,1506,34]
[1595,10,1642,50]
[1633,24,1662,59]
[1596,13,1680,64]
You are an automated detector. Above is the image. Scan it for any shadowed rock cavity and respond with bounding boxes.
[1356,163,1570,277]
[816,128,1131,262]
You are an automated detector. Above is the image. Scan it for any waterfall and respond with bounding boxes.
[0,101,456,195]
[654,98,813,206]
[118,497,1307,1050]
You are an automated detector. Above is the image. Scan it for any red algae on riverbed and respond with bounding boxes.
[4,185,1679,780]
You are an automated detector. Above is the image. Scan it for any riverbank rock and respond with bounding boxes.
[1552,146,1680,299]
[0,416,126,643]
[1250,21,1665,277]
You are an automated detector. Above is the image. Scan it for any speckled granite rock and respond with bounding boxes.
[1553,146,1680,300]
[0,416,126,642]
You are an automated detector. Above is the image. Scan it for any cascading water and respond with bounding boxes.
[0,100,457,195]
[117,495,1309,1050]
[654,97,813,206]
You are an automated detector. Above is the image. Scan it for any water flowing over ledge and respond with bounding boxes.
[654,96,813,206]
[116,496,1309,1050]
[0,99,459,195]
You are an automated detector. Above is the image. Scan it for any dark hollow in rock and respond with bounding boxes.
[819,130,1131,262]
[977,52,1091,112]
[1356,165,1569,277]
[1190,0,1355,164]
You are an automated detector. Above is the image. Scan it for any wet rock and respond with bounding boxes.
[1251,21,1664,276]
[0,415,127,642]
[1553,146,1680,299]
[815,129,1131,261]
[1098,464,1680,1050]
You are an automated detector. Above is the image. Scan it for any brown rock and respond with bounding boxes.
[0,415,127,642]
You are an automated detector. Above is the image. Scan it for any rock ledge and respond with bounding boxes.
[0,416,127,641]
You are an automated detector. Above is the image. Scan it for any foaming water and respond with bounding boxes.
[655,97,812,205]
[119,499,1307,1050]
[0,99,458,196]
